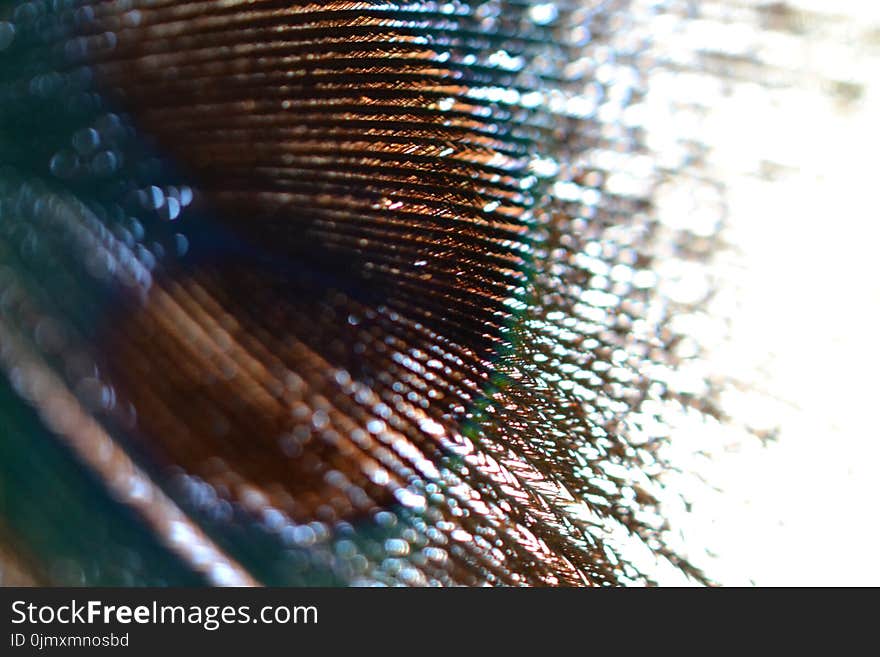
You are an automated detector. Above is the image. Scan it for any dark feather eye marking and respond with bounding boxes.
[0,0,730,586]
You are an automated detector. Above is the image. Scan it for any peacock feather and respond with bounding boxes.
[1,0,872,586]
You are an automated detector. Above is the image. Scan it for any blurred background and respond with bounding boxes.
[639,0,880,585]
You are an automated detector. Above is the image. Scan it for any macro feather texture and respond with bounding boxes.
[0,0,736,587]
[2,0,873,586]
